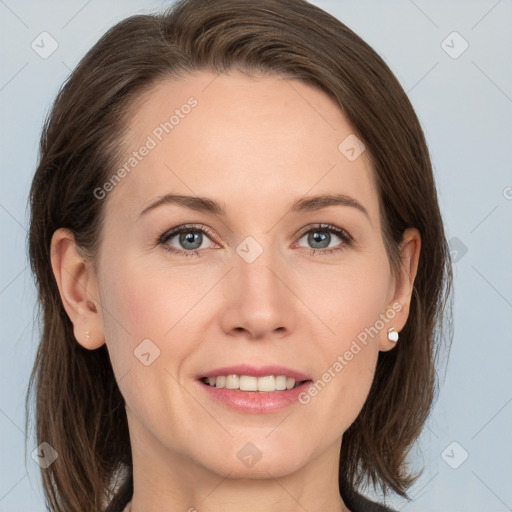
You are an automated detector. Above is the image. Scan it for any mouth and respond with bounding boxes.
[197,375,314,413]
[199,375,311,392]
[195,364,314,412]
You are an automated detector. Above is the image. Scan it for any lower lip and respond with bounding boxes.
[197,379,313,413]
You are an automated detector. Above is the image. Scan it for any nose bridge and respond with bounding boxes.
[234,236,287,303]
[220,235,296,337]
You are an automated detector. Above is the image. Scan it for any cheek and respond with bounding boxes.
[297,254,390,426]
[100,256,199,345]
[305,251,391,347]
[97,261,194,431]
[96,257,171,382]
[97,256,211,395]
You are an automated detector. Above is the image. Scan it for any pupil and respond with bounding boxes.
[309,231,329,249]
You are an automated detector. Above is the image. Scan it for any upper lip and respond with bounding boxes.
[198,364,312,381]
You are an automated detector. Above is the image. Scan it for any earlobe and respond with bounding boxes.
[379,227,421,351]
[50,228,105,350]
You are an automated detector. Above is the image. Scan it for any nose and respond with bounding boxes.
[218,246,297,340]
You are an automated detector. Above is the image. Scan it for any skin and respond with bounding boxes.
[51,70,420,512]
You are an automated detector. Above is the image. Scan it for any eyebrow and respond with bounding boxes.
[139,193,370,221]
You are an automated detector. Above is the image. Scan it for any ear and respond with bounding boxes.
[379,227,421,351]
[50,228,105,350]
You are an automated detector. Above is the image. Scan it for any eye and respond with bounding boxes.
[158,224,217,257]
[157,223,353,258]
[294,224,353,255]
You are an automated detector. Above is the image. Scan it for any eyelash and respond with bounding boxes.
[157,223,353,258]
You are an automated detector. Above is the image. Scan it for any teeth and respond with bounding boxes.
[275,375,287,390]
[204,375,303,392]
[226,375,239,389]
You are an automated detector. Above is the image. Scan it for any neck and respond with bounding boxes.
[126,411,349,512]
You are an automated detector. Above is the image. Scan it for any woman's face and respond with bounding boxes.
[76,71,418,481]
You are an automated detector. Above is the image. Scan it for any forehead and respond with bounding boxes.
[105,70,378,226]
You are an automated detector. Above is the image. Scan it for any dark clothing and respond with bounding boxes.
[342,487,397,512]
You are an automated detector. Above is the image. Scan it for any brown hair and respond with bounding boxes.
[26,0,453,510]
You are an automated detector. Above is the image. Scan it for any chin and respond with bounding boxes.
[198,435,313,479]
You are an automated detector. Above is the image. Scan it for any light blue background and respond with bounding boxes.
[1,1,511,510]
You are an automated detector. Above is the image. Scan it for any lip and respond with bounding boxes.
[197,364,312,381]
[197,378,313,414]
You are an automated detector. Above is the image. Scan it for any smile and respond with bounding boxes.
[201,375,305,392]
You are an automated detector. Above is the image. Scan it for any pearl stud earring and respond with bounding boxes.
[387,327,399,343]
[85,331,90,340]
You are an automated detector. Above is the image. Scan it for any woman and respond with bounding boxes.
[26,0,453,511]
